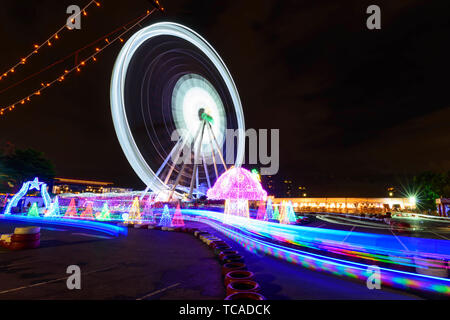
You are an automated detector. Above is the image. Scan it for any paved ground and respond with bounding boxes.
[0,216,446,300]
[193,222,423,300]
[304,214,450,240]
[0,221,223,300]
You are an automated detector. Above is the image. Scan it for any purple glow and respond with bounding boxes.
[207,167,267,200]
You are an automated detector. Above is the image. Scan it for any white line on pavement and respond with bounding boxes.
[0,265,117,295]
[136,283,181,300]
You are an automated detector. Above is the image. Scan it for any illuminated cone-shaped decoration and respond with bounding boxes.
[256,201,266,220]
[96,202,111,221]
[284,201,297,224]
[80,202,95,220]
[272,205,280,221]
[279,201,287,222]
[64,198,78,218]
[128,197,142,224]
[27,202,40,217]
[158,204,172,227]
[45,196,60,217]
[171,203,184,227]
[142,199,156,224]
[264,198,274,221]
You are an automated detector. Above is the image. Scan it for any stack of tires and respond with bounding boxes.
[195,232,265,300]
[0,226,40,250]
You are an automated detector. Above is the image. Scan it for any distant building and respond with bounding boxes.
[52,178,114,194]
[263,175,275,195]
[436,198,449,217]
[270,196,416,215]
[283,180,293,197]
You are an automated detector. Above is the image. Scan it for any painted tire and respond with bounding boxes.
[222,262,247,276]
[219,250,238,260]
[196,231,210,238]
[226,280,260,296]
[224,270,255,287]
[11,233,40,242]
[10,239,40,250]
[14,226,40,235]
[214,245,231,255]
[0,234,12,241]
[209,240,227,248]
[221,254,244,265]
[224,292,265,300]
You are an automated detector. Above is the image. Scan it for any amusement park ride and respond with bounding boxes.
[110,22,246,201]
[1,4,449,300]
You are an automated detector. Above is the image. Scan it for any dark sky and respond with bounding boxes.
[0,0,449,196]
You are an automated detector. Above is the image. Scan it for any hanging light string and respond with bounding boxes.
[0,8,156,117]
[0,12,151,96]
[0,0,101,82]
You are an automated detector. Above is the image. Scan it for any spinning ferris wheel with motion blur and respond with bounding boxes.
[110,22,246,200]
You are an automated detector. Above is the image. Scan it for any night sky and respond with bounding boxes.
[1,0,449,196]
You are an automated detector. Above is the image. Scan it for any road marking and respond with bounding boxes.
[341,226,356,243]
[0,265,116,295]
[0,260,43,268]
[430,231,449,240]
[71,233,113,239]
[317,215,389,230]
[136,283,181,300]
[390,230,409,252]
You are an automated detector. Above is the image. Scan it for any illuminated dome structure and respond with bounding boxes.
[110,22,245,200]
[207,167,267,221]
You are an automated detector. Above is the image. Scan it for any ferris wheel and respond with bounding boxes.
[110,22,246,199]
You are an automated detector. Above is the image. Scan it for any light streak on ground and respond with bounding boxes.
[0,214,127,237]
[181,209,450,297]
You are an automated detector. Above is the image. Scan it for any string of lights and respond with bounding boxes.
[0,0,101,82]
[0,9,156,117]
[0,12,152,96]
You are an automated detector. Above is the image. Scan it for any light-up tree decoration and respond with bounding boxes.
[171,203,185,227]
[27,202,40,217]
[207,167,267,224]
[45,196,60,217]
[284,201,297,224]
[279,201,287,223]
[256,201,266,220]
[142,199,156,224]
[64,198,78,218]
[80,202,95,220]
[159,204,173,227]
[264,198,274,221]
[96,202,111,221]
[272,205,280,221]
[127,197,142,224]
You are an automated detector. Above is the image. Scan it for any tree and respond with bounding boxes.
[0,148,55,192]
[412,171,450,212]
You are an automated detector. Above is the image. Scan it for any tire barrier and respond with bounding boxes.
[0,226,41,250]
[219,250,238,260]
[226,280,261,296]
[224,292,265,300]
[220,254,245,265]
[214,245,232,256]
[224,270,255,287]
[222,262,247,276]
[209,240,228,248]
